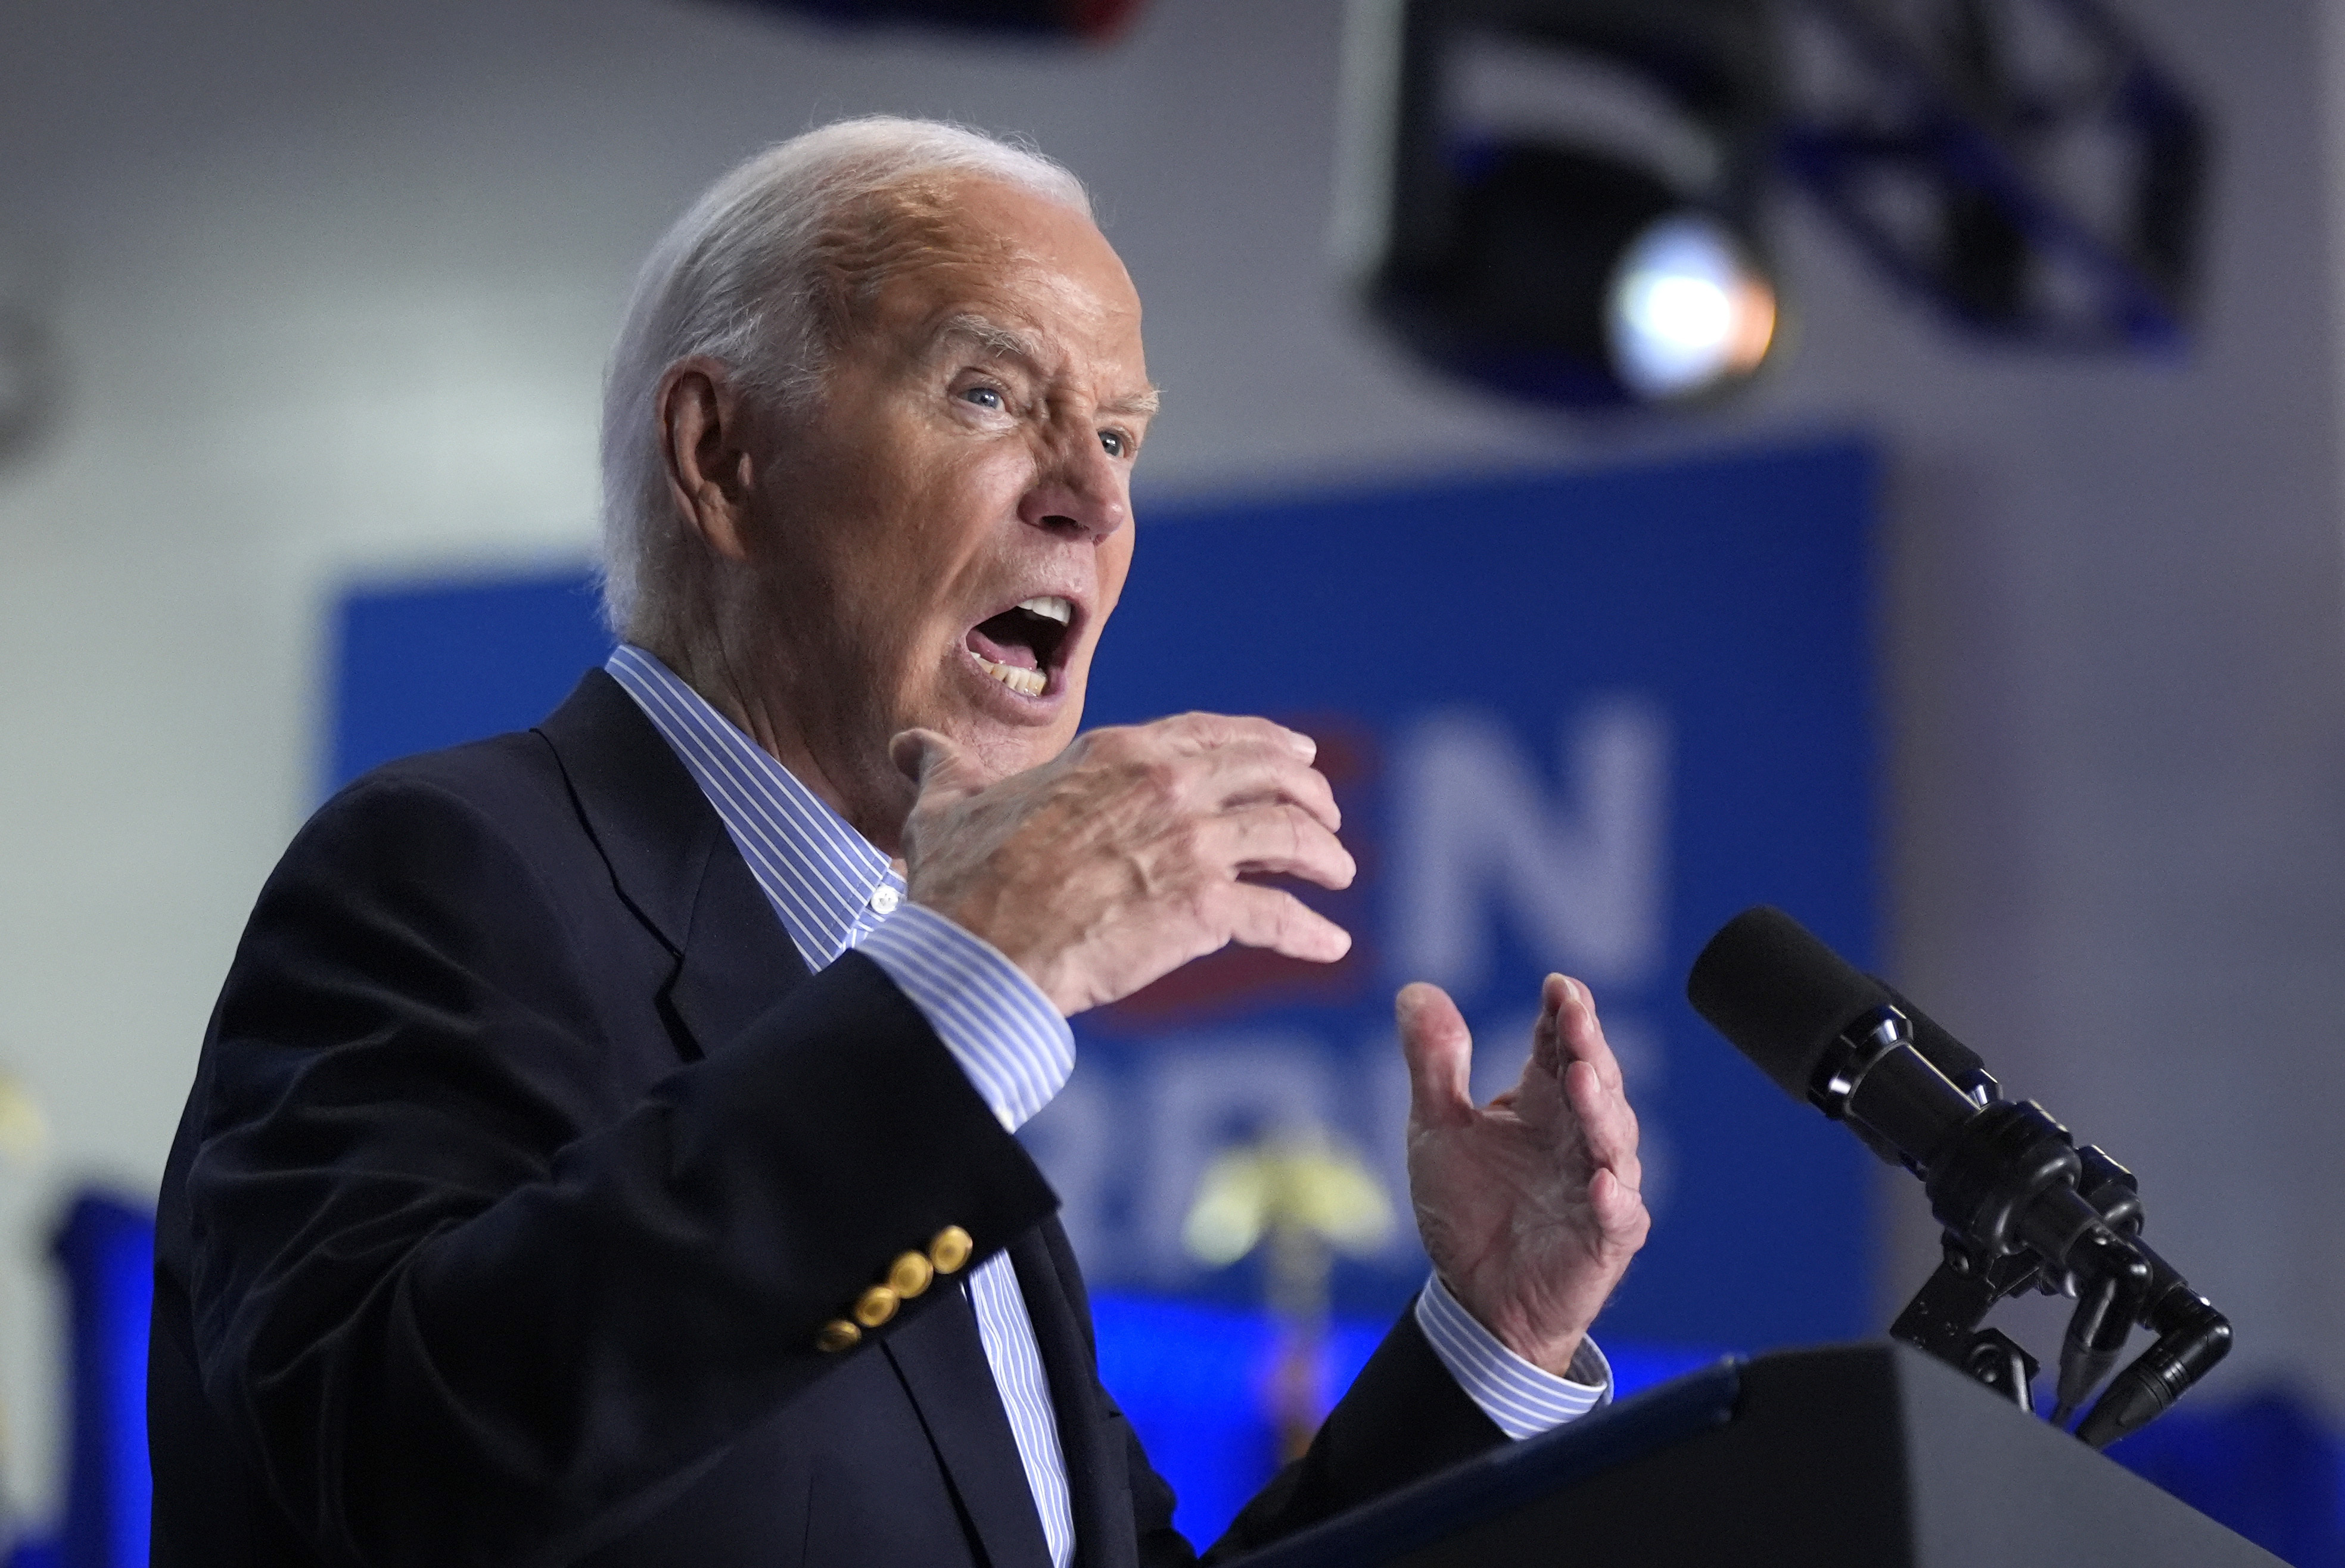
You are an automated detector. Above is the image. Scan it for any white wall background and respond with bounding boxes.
[1,0,2342,1529]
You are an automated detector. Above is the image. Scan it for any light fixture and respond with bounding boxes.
[1336,0,1783,409]
[1338,0,2207,410]
[1607,211,1777,400]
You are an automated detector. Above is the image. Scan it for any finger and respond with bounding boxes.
[1396,982,1475,1131]
[1140,736,1336,831]
[1198,804,1355,889]
[1566,1056,1639,1157]
[1530,973,1568,1075]
[1218,882,1353,965]
[1566,1059,1641,1179]
[1196,749,1342,833]
[1088,723,1341,832]
[1555,976,1624,1095]
[1588,1168,1652,1247]
[1150,711,1318,763]
[889,727,990,807]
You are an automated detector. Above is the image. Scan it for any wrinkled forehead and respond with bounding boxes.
[841,175,1145,375]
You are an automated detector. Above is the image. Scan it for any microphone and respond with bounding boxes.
[1686,906,2228,1446]
[1688,908,2106,1262]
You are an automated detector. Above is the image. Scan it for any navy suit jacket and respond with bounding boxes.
[148,670,1507,1567]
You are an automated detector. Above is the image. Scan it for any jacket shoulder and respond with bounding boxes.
[326,724,576,835]
[301,665,646,877]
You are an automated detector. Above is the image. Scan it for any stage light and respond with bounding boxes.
[1336,0,1783,410]
[1339,0,2206,407]
[1608,211,1777,400]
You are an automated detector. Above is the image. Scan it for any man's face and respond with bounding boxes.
[742,175,1153,833]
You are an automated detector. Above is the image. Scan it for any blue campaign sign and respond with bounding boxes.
[1040,440,1880,1349]
[331,570,615,789]
[326,438,1880,1354]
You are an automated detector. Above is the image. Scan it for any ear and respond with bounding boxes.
[655,356,759,564]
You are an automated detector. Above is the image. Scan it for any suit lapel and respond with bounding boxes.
[539,667,1088,1565]
[663,833,810,1062]
[537,670,722,956]
[884,1286,1056,1568]
[1015,1225,1136,1568]
[535,670,809,1062]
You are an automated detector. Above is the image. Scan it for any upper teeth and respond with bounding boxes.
[1019,596,1073,624]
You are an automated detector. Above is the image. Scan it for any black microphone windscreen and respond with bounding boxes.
[1687,906,1892,1102]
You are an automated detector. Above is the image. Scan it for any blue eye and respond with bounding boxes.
[960,385,1004,411]
[1100,430,1128,458]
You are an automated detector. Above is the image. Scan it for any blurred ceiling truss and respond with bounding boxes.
[1781,0,2204,347]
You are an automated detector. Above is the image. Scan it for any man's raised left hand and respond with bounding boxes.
[1401,973,1650,1378]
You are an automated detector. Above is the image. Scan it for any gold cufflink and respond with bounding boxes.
[816,1318,862,1353]
[853,1285,900,1329]
[889,1250,935,1298]
[929,1225,974,1274]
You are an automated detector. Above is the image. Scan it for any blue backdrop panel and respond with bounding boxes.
[1054,441,1881,1349]
[329,570,614,791]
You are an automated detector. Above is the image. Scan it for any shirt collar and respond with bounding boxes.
[603,643,899,971]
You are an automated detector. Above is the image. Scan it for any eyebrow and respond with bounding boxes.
[935,312,1046,366]
[931,311,1162,419]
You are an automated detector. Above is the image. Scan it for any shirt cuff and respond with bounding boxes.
[1413,1272,1613,1440]
[857,903,1075,1134]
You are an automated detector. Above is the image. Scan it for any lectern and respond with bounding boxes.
[1236,1342,2280,1567]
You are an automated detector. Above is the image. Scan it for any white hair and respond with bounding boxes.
[596,117,1093,640]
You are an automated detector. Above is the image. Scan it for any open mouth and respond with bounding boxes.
[965,596,1075,698]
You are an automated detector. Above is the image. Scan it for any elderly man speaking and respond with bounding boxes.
[149,119,1649,1568]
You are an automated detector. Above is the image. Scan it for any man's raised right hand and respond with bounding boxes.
[890,714,1355,1017]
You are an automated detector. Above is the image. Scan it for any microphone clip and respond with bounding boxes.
[1884,1144,2229,1449]
[1888,1237,2048,1411]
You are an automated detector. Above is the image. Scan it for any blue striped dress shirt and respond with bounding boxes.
[605,645,1609,1562]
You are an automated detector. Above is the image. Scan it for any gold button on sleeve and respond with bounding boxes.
[929,1225,974,1275]
[853,1285,900,1329]
[816,1319,862,1354]
[888,1250,935,1298]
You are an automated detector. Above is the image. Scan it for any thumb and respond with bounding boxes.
[890,727,987,807]
[1397,982,1475,1131]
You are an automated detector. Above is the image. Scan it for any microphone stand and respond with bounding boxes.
[1831,1007,2232,1446]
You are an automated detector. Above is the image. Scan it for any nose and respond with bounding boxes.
[1018,427,1129,545]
